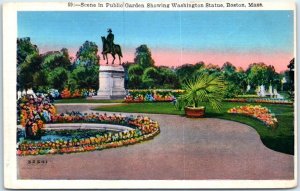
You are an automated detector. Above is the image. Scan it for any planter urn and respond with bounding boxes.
[184,106,205,118]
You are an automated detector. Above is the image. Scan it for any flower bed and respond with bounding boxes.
[225,98,293,105]
[17,114,160,156]
[227,105,278,128]
[60,88,96,99]
[18,95,56,139]
[17,95,160,156]
[124,89,183,103]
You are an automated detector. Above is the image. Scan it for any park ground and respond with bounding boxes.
[55,99,295,155]
[17,102,294,180]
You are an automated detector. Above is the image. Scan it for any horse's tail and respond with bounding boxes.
[116,45,123,57]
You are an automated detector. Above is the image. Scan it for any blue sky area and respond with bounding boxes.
[18,11,293,53]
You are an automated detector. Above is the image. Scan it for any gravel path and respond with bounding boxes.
[17,104,294,180]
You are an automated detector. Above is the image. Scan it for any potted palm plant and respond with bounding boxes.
[176,73,226,117]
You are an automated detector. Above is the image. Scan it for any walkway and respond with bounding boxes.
[17,104,294,180]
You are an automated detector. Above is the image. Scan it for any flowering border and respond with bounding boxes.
[17,114,160,156]
[227,105,278,128]
[225,98,293,105]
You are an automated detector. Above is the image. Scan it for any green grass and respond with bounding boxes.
[54,98,124,103]
[93,102,294,155]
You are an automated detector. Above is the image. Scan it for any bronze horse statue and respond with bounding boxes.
[101,36,123,65]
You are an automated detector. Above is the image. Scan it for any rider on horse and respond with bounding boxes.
[106,28,115,54]
[101,29,123,65]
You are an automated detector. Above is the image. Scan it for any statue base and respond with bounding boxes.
[90,65,127,100]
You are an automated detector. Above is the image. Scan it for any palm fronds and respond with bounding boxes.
[176,73,226,111]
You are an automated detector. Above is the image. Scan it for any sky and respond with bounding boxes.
[18,11,294,72]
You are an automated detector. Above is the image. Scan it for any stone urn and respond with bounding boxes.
[184,106,205,118]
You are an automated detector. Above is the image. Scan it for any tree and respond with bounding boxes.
[287,58,294,100]
[42,48,72,70]
[127,64,144,89]
[206,63,221,73]
[76,41,100,66]
[176,62,205,85]
[220,62,246,97]
[69,41,100,90]
[246,63,279,87]
[70,64,99,90]
[32,69,49,93]
[134,45,155,68]
[17,37,39,67]
[142,67,160,88]
[221,62,236,75]
[48,67,69,91]
[18,53,43,91]
[17,37,39,91]
[157,66,180,89]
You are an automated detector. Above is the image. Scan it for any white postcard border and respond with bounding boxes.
[3,1,297,189]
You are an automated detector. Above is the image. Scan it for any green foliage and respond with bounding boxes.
[16,38,291,102]
[128,64,144,76]
[128,64,180,89]
[71,41,100,90]
[17,38,39,91]
[18,53,43,91]
[76,41,100,66]
[223,82,243,98]
[32,69,49,93]
[127,64,144,89]
[134,45,155,68]
[17,39,74,92]
[142,67,160,88]
[157,66,180,89]
[221,62,236,74]
[176,73,226,111]
[70,64,99,90]
[221,62,247,96]
[48,67,69,91]
[175,62,205,85]
[17,37,39,66]
[42,49,72,70]
[246,63,280,87]
[287,58,295,101]
[204,63,221,74]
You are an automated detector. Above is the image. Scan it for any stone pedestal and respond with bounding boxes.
[91,65,126,100]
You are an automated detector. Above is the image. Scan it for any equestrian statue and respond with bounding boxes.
[101,28,123,65]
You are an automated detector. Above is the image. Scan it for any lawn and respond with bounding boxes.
[54,98,124,103]
[93,102,294,155]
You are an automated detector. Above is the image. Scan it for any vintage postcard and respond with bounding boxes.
[3,0,297,189]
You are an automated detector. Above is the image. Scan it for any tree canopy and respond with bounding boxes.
[134,45,155,68]
[17,37,39,67]
[16,38,289,98]
[246,62,279,87]
[76,41,100,66]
